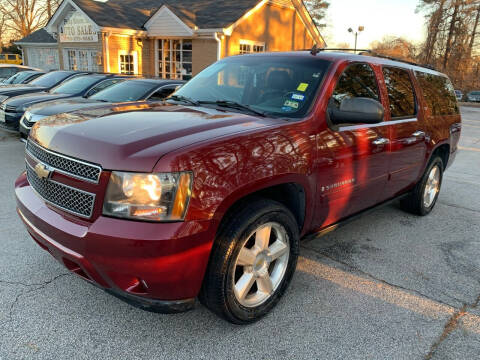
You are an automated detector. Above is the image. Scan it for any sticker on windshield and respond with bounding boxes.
[297,83,309,92]
[283,100,299,109]
[291,93,305,101]
[281,106,295,112]
[312,73,321,78]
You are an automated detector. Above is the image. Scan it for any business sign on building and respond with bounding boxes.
[59,10,98,42]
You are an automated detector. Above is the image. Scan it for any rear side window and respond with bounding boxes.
[331,63,379,108]
[415,72,459,116]
[382,67,416,118]
[87,78,123,96]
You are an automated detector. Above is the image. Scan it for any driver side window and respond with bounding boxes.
[331,63,379,108]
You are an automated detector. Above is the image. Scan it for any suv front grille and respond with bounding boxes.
[26,140,101,183]
[22,118,36,128]
[26,164,95,218]
[5,105,16,112]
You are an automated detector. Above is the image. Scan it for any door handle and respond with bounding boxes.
[412,131,426,138]
[372,138,389,146]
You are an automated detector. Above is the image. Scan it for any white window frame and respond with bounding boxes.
[239,39,266,54]
[156,39,192,80]
[118,50,138,75]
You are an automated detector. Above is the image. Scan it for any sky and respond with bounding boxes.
[322,0,427,48]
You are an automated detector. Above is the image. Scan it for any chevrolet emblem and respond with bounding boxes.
[34,163,52,180]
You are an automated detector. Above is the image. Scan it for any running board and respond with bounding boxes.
[302,193,410,243]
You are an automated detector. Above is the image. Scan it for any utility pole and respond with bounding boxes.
[348,26,365,53]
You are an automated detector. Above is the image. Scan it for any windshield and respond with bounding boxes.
[51,75,104,94]
[172,55,331,118]
[2,73,21,84]
[0,67,17,78]
[470,91,480,95]
[30,71,74,87]
[89,81,156,102]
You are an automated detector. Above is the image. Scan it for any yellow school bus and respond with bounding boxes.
[0,54,22,65]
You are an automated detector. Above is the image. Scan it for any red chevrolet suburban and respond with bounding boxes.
[15,51,462,324]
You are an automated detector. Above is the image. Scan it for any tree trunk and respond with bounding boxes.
[47,0,52,19]
[468,5,480,55]
[444,0,460,69]
[424,0,446,64]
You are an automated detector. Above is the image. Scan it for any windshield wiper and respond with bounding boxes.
[167,94,199,106]
[200,100,267,117]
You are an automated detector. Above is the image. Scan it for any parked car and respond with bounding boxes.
[455,90,463,101]
[466,91,480,102]
[19,78,184,137]
[0,53,22,65]
[1,71,45,86]
[15,51,461,323]
[0,71,88,103]
[0,64,40,82]
[0,74,131,130]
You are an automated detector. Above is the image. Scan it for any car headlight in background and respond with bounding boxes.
[103,171,193,221]
[21,111,31,122]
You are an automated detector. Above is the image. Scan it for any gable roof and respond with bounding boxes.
[16,28,56,44]
[33,0,323,45]
[72,0,265,30]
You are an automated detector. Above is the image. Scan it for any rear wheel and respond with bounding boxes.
[400,156,443,216]
[200,199,299,324]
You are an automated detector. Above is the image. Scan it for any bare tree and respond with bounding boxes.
[370,36,419,62]
[0,13,6,48]
[417,0,480,90]
[0,0,60,41]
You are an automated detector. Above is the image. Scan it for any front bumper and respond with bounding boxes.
[2,111,22,129]
[19,118,30,138]
[15,172,215,312]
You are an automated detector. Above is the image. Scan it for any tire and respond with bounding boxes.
[200,198,299,324]
[400,156,444,216]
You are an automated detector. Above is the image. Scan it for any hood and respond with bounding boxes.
[29,103,276,172]
[6,92,71,109]
[28,97,103,116]
[0,85,46,97]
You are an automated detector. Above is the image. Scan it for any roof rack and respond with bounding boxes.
[309,46,436,71]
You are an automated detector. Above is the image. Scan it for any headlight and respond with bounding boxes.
[22,111,31,122]
[103,171,193,221]
[0,95,8,103]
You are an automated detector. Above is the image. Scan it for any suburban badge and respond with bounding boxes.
[34,163,52,180]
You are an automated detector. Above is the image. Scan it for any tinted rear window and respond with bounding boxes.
[415,72,459,116]
[383,67,416,118]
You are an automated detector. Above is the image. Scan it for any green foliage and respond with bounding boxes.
[304,0,330,25]
[1,44,21,54]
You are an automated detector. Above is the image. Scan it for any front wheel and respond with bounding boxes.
[200,199,299,324]
[400,156,444,216]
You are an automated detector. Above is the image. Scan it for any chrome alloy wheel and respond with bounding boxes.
[423,164,441,208]
[233,222,290,307]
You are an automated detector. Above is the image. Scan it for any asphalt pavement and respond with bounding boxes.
[0,107,479,359]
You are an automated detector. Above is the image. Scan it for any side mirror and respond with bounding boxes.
[329,97,384,125]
